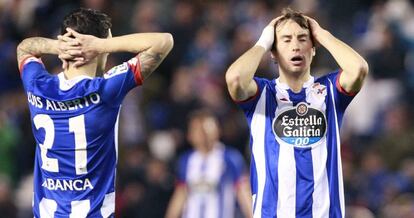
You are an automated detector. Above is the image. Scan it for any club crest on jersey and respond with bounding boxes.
[273,102,326,148]
[104,63,129,79]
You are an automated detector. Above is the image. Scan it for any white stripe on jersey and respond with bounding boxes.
[223,182,234,218]
[39,198,57,218]
[205,192,219,218]
[307,85,330,218]
[101,192,115,217]
[251,89,267,218]
[311,137,330,218]
[276,137,296,218]
[115,108,121,164]
[329,80,345,218]
[185,195,202,218]
[274,84,297,218]
[69,200,90,218]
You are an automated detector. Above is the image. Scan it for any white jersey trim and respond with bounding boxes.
[252,88,267,218]
[329,79,346,218]
[58,72,93,91]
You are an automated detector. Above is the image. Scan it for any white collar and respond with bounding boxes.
[276,76,314,90]
[58,72,93,91]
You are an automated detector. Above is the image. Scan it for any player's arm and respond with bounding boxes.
[16,37,58,68]
[165,185,187,218]
[17,32,82,70]
[225,19,278,101]
[64,28,174,80]
[236,176,253,218]
[307,17,369,94]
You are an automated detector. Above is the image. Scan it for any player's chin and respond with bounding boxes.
[288,66,307,75]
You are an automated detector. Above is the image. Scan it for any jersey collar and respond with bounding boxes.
[58,72,93,91]
[276,76,314,90]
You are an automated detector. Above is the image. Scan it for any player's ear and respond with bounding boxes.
[107,29,112,38]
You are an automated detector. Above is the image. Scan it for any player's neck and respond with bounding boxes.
[64,62,97,79]
[279,70,311,93]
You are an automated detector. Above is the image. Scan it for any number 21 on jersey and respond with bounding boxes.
[33,114,88,174]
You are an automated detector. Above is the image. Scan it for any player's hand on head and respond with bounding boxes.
[255,16,283,52]
[304,16,324,44]
[57,31,84,69]
[64,28,103,68]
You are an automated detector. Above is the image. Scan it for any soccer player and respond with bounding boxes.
[165,110,252,218]
[17,8,173,217]
[225,8,369,218]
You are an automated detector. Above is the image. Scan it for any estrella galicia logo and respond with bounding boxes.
[273,102,326,148]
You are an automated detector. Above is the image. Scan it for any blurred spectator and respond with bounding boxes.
[0,175,17,218]
[165,110,252,218]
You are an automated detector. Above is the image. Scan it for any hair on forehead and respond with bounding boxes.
[275,8,310,30]
[271,7,315,50]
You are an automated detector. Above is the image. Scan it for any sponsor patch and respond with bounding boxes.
[104,63,129,79]
[273,102,326,148]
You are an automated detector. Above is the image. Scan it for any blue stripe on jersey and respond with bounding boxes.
[288,84,315,218]
[294,148,314,218]
[287,89,306,106]
[260,84,279,217]
[326,79,342,218]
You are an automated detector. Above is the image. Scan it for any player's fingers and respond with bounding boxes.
[61,59,68,70]
[66,28,82,38]
[58,35,79,44]
[73,60,87,68]
[58,53,74,60]
[73,57,85,61]
[269,15,283,26]
[61,45,81,52]
[66,49,82,56]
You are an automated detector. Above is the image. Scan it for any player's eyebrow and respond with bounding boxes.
[297,33,309,39]
[280,35,292,39]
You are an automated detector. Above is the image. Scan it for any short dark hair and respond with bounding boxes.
[61,8,112,38]
[272,8,315,49]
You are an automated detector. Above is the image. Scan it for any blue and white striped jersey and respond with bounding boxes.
[237,71,355,218]
[177,144,246,218]
[19,56,142,218]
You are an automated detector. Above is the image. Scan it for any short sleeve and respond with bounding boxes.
[19,56,48,89]
[234,77,270,113]
[176,152,191,186]
[100,56,143,106]
[321,70,356,113]
[224,148,246,185]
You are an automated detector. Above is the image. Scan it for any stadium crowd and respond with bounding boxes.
[0,0,413,217]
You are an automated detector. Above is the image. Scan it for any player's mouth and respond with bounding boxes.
[290,55,304,66]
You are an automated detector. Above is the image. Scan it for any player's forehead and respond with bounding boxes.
[275,19,310,38]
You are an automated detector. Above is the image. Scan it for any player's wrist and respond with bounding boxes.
[312,28,329,44]
[95,38,107,54]
[255,26,275,51]
[50,39,61,55]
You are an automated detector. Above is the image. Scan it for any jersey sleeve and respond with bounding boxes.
[320,70,357,114]
[225,148,246,185]
[19,56,48,89]
[234,77,269,113]
[176,152,191,186]
[100,56,143,106]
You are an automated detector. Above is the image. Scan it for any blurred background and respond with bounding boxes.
[0,0,414,217]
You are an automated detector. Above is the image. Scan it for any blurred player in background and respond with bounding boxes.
[17,8,173,217]
[225,8,368,218]
[165,110,252,218]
